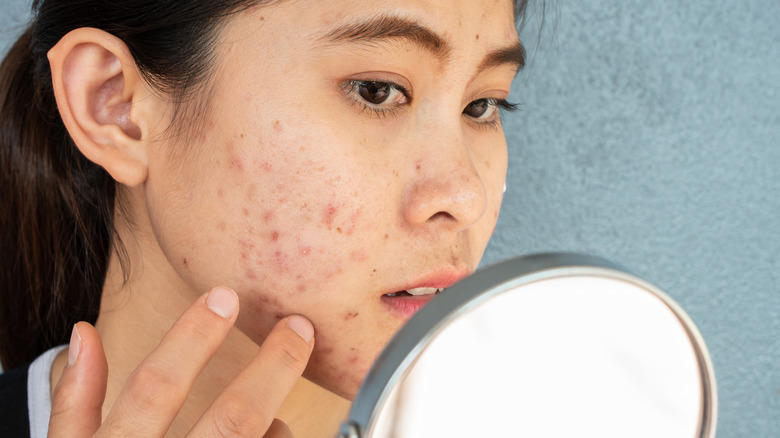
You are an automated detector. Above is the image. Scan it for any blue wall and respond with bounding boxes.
[2,1,778,436]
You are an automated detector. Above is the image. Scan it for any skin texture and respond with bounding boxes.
[47,0,522,436]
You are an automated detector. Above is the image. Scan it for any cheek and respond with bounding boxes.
[210,129,388,393]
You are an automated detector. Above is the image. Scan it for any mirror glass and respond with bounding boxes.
[338,254,717,438]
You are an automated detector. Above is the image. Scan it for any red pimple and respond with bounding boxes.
[246,269,257,279]
[261,161,273,172]
[263,210,274,223]
[322,204,338,226]
[271,231,279,242]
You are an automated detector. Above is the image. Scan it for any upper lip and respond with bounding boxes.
[383,267,471,296]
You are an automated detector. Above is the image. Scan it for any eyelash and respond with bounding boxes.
[342,80,519,129]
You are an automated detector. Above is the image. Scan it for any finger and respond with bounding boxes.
[263,418,294,438]
[99,287,240,436]
[187,315,314,437]
[48,322,108,438]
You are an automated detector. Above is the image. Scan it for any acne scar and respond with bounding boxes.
[182,258,187,266]
[263,210,274,223]
[273,120,282,132]
[246,269,257,279]
[344,311,359,320]
[475,33,480,40]
[271,231,279,242]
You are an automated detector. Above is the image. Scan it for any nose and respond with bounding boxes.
[401,131,488,232]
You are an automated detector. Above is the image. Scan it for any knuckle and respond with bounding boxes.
[211,391,267,437]
[177,312,219,341]
[124,362,182,411]
[265,337,310,372]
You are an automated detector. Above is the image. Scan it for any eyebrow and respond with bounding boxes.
[320,15,525,74]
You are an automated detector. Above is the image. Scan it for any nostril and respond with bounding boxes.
[428,211,456,223]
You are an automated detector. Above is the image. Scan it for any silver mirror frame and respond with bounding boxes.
[337,252,717,438]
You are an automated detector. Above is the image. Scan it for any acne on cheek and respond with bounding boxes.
[306,334,369,396]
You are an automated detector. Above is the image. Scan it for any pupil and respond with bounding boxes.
[466,100,488,118]
[359,82,390,104]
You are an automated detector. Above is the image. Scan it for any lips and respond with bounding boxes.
[384,287,443,297]
[381,270,469,319]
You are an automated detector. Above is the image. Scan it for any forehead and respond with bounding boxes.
[234,0,519,48]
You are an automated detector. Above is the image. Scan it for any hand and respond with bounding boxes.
[48,287,315,437]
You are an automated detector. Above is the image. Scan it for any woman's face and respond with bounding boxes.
[142,0,521,398]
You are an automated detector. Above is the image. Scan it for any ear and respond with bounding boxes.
[48,28,156,187]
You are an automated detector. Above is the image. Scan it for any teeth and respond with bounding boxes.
[406,287,442,296]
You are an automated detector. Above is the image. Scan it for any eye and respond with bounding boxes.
[343,80,410,119]
[463,98,519,128]
[464,99,494,119]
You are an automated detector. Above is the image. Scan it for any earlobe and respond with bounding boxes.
[48,28,151,187]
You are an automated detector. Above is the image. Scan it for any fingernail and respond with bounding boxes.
[287,315,314,343]
[206,287,239,319]
[68,325,82,367]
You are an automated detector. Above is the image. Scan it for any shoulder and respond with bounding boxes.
[0,364,32,436]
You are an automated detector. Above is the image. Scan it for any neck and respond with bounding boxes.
[51,205,350,437]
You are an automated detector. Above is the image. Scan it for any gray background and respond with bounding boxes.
[2,1,778,436]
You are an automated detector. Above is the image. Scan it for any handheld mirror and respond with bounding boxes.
[336,253,717,438]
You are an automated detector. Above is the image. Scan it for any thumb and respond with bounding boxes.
[48,322,108,437]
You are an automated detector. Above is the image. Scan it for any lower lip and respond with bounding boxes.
[381,294,438,320]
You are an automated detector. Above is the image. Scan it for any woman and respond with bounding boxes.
[0,0,528,436]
